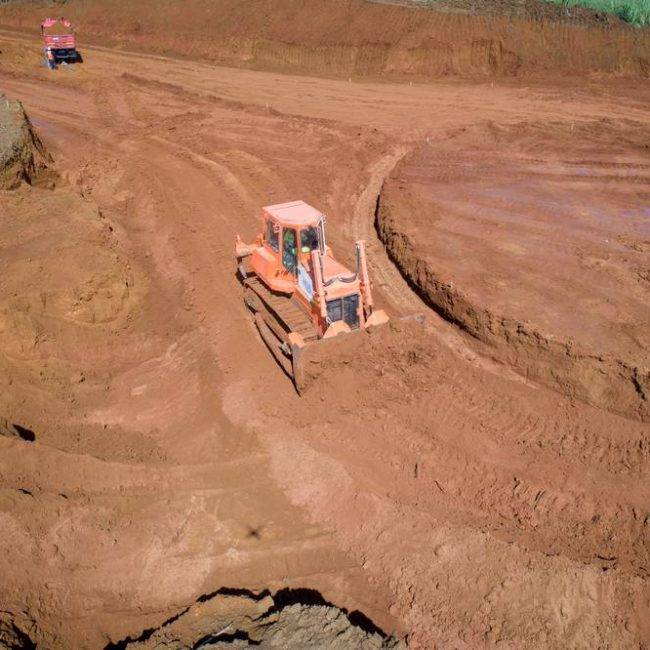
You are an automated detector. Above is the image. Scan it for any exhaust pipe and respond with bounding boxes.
[311,249,328,319]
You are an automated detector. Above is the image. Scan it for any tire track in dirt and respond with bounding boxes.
[348,145,414,314]
[223,375,647,649]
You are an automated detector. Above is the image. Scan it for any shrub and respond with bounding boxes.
[548,0,650,26]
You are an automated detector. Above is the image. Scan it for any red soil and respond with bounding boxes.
[377,120,650,420]
[0,6,649,648]
[1,0,649,79]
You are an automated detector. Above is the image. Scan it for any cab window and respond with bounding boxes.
[266,220,279,252]
[300,226,320,253]
[282,228,297,273]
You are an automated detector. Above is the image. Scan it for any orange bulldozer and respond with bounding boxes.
[236,200,389,392]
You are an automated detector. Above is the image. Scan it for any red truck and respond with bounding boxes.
[41,18,82,69]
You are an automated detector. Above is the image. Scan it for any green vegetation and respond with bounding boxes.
[548,0,650,26]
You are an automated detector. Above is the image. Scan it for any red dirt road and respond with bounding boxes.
[1,30,649,648]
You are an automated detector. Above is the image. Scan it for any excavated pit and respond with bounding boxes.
[112,588,403,649]
[0,615,36,650]
[376,119,650,420]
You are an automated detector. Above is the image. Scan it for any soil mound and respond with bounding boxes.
[121,589,403,648]
[377,119,650,420]
[0,94,52,189]
[1,0,649,78]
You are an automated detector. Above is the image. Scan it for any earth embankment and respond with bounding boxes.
[376,120,650,420]
[1,0,649,78]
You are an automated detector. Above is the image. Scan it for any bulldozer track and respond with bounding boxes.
[244,276,319,342]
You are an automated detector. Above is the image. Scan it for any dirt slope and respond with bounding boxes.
[0,22,649,650]
[0,77,402,648]
[1,0,649,79]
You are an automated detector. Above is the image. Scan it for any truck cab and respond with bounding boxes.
[41,18,81,69]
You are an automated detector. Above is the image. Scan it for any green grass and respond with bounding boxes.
[548,0,650,26]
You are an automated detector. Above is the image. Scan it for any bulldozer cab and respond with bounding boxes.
[278,224,322,274]
[265,219,280,252]
[261,202,326,276]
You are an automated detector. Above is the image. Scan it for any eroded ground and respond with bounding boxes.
[0,29,649,649]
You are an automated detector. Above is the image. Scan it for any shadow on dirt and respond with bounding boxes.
[0,418,36,442]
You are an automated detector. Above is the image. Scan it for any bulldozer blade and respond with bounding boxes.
[291,326,376,394]
[245,284,395,395]
[253,312,370,395]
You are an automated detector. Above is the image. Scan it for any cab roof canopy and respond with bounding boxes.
[263,200,324,228]
[41,17,73,30]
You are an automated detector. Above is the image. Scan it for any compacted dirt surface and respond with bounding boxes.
[377,121,650,420]
[0,8,649,649]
